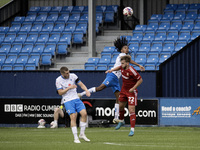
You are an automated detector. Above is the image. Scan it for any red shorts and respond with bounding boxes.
[119,90,138,106]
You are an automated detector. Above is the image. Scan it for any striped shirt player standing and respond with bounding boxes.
[56,67,91,143]
[79,37,145,124]
[106,55,143,136]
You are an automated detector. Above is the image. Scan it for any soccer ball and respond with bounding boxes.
[123,7,133,17]
[37,119,46,128]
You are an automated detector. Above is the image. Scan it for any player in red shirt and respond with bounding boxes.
[106,55,143,136]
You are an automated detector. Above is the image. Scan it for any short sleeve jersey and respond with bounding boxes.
[120,65,142,93]
[56,73,79,104]
[112,53,126,79]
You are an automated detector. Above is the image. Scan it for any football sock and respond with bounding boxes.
[130,112,136,128]
[131,128,135,132]
[54,120,58,124]
[71,126,78,139]
[114,103,119,119]
[80,87,96,96]
[80,121,86,135]
[119,109,125,120]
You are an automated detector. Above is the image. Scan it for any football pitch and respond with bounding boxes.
[0,126,200,150]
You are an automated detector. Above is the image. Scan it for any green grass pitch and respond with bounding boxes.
[0,126,200,150]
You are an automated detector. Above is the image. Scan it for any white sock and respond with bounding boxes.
[80,87,96,96]
[80,121,87,135]
[114,103,119,119]
[54,120,58,124]
[71,126,78,140]
[131,128,134,132]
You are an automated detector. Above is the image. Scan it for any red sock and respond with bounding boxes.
[119,109,125,120]
[130,112,136,128]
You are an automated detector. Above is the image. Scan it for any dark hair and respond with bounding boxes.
[60,66,69,74]
[114,37,129,52]
[120,55,131,63]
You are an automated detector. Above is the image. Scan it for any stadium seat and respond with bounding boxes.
[75,23,87,34]
[41,54,52,65]
[4,54,17,65]
[61,6,73,13]
[68,13,80,22]
[170,22,182,31]
[175,9,186,15]
[26,32,38,44]
[167,30,179,41]
[138,41,151,53]
[86,58,100,65]
[32,43,45,55]
[25,64,36,70]
[27,54,40,67]
[191,30,200,40]
[60,32,72,45]
[14,16,25,23]
[71,6,84,13]
[98,57,111,65]
[96,64,108,70]
[84,63,96,70]
[96,5,106,13]
[57,43,68,54]
[46,12,58,22]
[158,21,170,31]
[24,15,36,22]
[29,6,40,12]
[146,24,158,31]
[53,22,65,32]
[58,13,70,23]
[82,6,88,14]
[51,6,62,13]
[163,40,175,54]
[177,4,189,10]
[0,27,9,33]
[178,30,191,42]
[73,32,84,44]
[0,54,6,66]
[0,43,11,55]
[112,5,118,13]
[9,43,22,55]
[144,64,156,70]
[4,33,16,43]
[129,42,139,53]
[40,6,51,12]
[31,22,43,32]
[150,40,163,53]
[1,64,13,70]
[41,22,54,32]
[37,32,49,43]
[79,14,88,23]
[154,30,167,41]
[64,22,76,33]
[20,22,32,32]
[146,57,159,65]
[175,40,187,51]
[165,4,178,10]
[0,33,5,43]
[143,31,155,42]
[162,14,174,21]
[164,9,174,15]
[13,64,24,70]
[21,43,33,55]
[43,43,56,56]
[134,56,147,65]
[134,25,147,31]
[35,13,47,22]
[9,22,21,33]
[48,33,60,44]
[159,52,171,63]
[15,33,27,43]
[96,12,103,24]
[186,13,197,20]
[101,46,115,57]
[182,24,194,31]
[189,4,200,9]
[104,12,114,23]
[150,14,162,21]
[105,5,115,13]
[15,54,29,65]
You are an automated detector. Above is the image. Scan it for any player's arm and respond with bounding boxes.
[77,81,91,97]
[129,78,143,93]
[57,85,77,96]
[105,66,121,73]
[130,59,145,71]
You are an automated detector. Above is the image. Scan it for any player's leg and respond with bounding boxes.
[128,105,136,136]
[113,90,120,123]
[115,100,127,130]
[51,107,64,128]
[76,99,90,142]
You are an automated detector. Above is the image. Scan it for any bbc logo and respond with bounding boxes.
[4,104,23,112]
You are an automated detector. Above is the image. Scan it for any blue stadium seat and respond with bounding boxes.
[134,25,147,31]
[0,33,5,43]
[0,43,11,55]
[191,30,200,40]
[48,33,60,44]
[32,43,45,55]
[167,30,179,41]
[14,16,25,23]
[129,42,139,53]
[143,31,155,42]
[26,32,38,44]
[24,15,36,22]
[82,6,88,14]
[183,19,194,25]
[0,54,6,66]
[4,33,16,43]
[96,12,103,24]
[112,5,118,13]
[162,14,174,21]
[150,40,163,53]
[37,32,49,43]
[134,56,146,65]
[51,6,62,13]
[173,14,185,20]
[177,4,189,10]
[52,22,65,32]
[120,35,132,43]
[47,12,58,22]
[175,9,186,15]
[61,6,73,13]
[182,24,194,31]
[68,13,80,22]
[13,64,24,70]
[138,41,151,53]
[96,64,108,71]
[186,13,197,20]
[15,32,27,43]
[144,64,156,70]
[58,13,70,23]
[9,43,22,55]
[57,43,68,54]
[41,54,52,65]
[25,64,36,70]
[15,54,28,66]
[96,22,100,33]
[79,14,88,23]
[27,54,40,67]
[146,57,159,65]
[165,4,178,10]
[75,23,87,34]
[20,22,32,32]
[85,63,96,70]
[189,4,200,9]
[150,14,162,21]
[0,27,9,33]
[41,22,54,32]
[110,55,118,64]
[96,5,106,13]
[29,6,40,12]
[105,5,115,13]
[31,22,43,32]
[164,9,174,14]
[163,40,175,54]
[178,30,191,42]
[40,6,51,12]
[73,32,84,44]
[4,54,17,65]
[175,40,187,51]
[158,21,170,31]
[60,32,72,45]
[35,13,47,22]
[86,58,100,65]
[9,23,21,33]
[71,6,84,13]
[98,57,111,65]
[64,22,76,33]
[1,64,12,70]
[154,30,167,41]
[146,24,158,31]
[43,43,56,56]
[104,12,114,23]
[170,20,182,31]
[159,52,171,63]
[21,43,33,55]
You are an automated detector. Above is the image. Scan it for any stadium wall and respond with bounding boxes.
[158,36,200,97]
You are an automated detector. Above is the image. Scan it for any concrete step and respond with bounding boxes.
[103,30,133,36]
[70,51,88,57]
[96,36,117,41]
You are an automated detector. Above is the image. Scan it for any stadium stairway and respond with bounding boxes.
[49,30,132,70]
